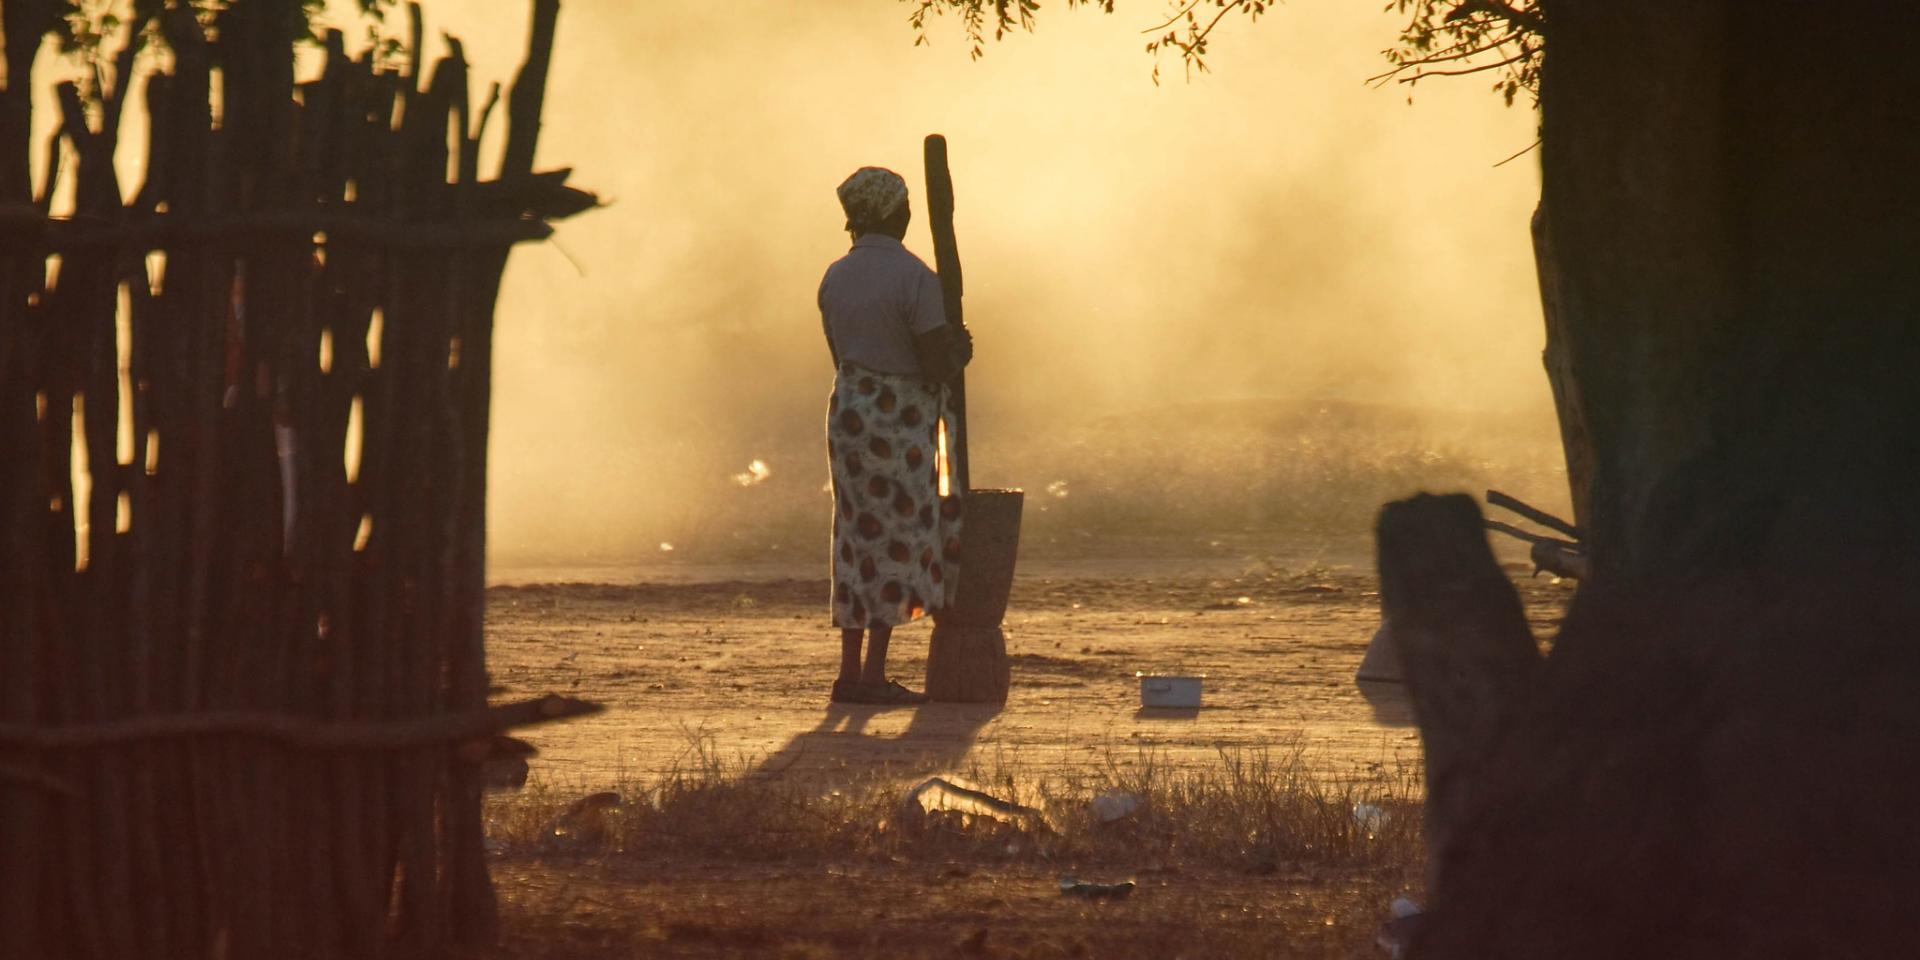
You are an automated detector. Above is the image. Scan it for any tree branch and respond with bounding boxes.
[1396,48,1530,83]
[1367,30,1520,87]
[1492,137,1541,167]
[1140,0,1208,35]
[1383,28,1520,68]
[1461,0,1542,38]
[1180,0,1247,54]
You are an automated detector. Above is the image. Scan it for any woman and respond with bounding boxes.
[818,166,972,705]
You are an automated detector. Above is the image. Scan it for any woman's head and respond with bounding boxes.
[837,166,910,239]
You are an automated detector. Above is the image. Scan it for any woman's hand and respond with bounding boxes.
[913,324,972,382]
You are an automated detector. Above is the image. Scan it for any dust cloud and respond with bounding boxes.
[156,1,1564,564]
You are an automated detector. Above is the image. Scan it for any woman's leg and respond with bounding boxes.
[860,621,893,685]
[838,628,864,685]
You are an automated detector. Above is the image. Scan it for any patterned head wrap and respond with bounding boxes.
[837,166,908,230]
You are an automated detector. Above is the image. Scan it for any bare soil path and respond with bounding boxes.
[484,554,1573,790]
[494,857,1397,960]
[482,550,1572,958]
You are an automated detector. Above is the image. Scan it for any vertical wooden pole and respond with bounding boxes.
[922,134,968,494]
[0,11,49,946]
[0,9,50,947]
[922,133,1021,703]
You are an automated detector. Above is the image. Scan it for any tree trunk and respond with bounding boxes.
[1388,3,1920,956]
[1530,202,1591,530]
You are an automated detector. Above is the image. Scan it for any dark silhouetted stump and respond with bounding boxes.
[926,489,1022,703]
[1377,493,1920,959]
[1376,494,1540,898]
[1354,615,1403,683]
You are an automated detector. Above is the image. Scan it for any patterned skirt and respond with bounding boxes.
[827,362,964,628]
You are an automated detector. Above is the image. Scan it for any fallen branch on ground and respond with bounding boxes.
[0,760,81,795]
[0,694,602,752]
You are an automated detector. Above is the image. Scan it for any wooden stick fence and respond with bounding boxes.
[0,1,595,956]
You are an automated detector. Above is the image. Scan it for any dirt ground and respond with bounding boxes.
[480,546,1573,958]
[483,550,1571,788]
[492,858,1401,960]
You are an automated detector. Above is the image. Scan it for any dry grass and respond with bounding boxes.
[483,735,1425,958]
[486,731,1424,876]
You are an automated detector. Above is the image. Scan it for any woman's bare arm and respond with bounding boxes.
[912,323,972,382]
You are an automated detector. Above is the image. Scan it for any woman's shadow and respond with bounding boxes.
[749,701,1002,786]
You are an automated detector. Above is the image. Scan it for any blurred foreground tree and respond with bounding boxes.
[901,2,1920,957]
[1,0,588,956]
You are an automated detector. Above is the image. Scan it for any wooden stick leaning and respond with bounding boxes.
[922,134,1021,704]
[923,134,969,494]
[1483,492,1589,579]
[1486,488,1581,540]
[1483,519,1577,549]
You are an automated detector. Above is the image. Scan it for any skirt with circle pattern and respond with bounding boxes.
[827,362,963,628]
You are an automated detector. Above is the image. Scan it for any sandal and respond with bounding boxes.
[832,678,929,705]
[830,678,864,703]
[868,678,929,705]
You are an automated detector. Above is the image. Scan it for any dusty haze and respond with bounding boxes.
[38,1,1558,566]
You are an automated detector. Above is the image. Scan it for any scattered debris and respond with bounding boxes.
[541,791,623,848]
[1376,896,1425,958]
[731,459,772,487]
[898,776,1053,838]
[455,734,538,792]
[1089,789,1141,823]
[1138,673,1204,708]
[1058,875,1136,899]
[1352,802,1385,834]
[894,775,1059,852]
